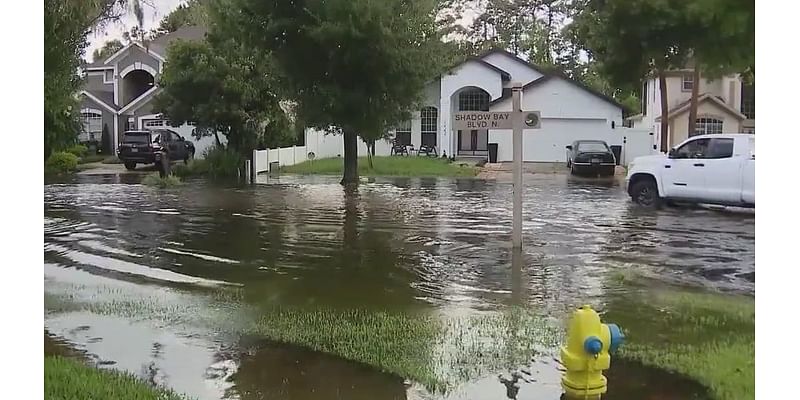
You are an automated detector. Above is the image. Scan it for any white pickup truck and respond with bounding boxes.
[626,133,755,208]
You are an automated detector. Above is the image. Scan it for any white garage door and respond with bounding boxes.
[489,119,616,163]
[523,119,614,162]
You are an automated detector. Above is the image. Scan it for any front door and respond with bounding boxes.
[458,130,488,155]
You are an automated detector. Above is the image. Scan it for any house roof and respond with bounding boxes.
[445,57,511,81]
[487,74,626,111]
[654,93,746,122]
[467,48,626,111]
[81,90,119,112]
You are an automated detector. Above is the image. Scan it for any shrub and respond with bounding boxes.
[204,146,244,178]
[46,152,79,174]
[64,144,88,158]
[142,174,183,188]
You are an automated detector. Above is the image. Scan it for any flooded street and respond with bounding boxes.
[44,173,752,399]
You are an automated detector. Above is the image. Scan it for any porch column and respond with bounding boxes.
[410,111,422,149]
[440,97,452,157]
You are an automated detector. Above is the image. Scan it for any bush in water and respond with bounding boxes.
[142,174,183,188]
[46,152,79,174]
[203,146,243,178]
[64,144,88,158]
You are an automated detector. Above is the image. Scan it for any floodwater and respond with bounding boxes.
[44,172,751,399]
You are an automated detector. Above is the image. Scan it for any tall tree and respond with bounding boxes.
[684,0,754,134]
[151,0,208,38]
[573,0,696,152]
[217,0,449,185]
[152,36,289,156]
[92,39,124,62]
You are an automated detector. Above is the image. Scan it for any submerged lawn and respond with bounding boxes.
[45,356,188,400]
[282,156,479,177]
[45,276,752,398]
[605,276,755,400]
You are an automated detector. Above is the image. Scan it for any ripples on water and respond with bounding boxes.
[44,174,752,399]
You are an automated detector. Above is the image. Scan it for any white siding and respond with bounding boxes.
[440,60,504,156]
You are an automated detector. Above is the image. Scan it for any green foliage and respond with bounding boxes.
[283,156,479,177]
[152,0,208,38]
[45,0,145,158]
[142,174,183,188]
[78,154,107,164]
[46,152,80,174]
[45,356,188,400]
[218,0,450,183]
[153,36,288,156]
[91,39,123,63]
[64,144,88,158]
[202,146,243,178]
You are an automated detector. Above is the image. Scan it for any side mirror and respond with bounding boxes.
[668,148,677,158]
[565,145,573,150]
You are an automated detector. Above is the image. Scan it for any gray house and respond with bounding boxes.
[78,26,213,154]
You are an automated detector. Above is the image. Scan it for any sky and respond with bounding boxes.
[85,0,185,62]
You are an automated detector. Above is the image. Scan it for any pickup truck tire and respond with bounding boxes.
[630,179,661,208]
[124,162,136,171]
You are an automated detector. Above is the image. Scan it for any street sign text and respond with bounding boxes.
[453,111,513,130]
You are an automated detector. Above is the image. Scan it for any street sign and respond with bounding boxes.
[453,111,513,130]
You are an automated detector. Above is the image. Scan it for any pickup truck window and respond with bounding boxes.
[674,138,710,159]
[706,138,734,159]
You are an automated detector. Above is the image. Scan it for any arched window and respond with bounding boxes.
[695,116,723,135]
[421,106,437,147]
[80,108,102,141]
[458,88,490,111]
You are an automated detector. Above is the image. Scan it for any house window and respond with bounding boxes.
[741,83,755,119]
[127,117,136,130]
[104,70,113,83]
[80,110,102,141]
[420,106,437,147]
[695,116,723,135]
[394,120,411,145]
[682,74,694,91]
[144,120,165,128]
[458,88,490,111]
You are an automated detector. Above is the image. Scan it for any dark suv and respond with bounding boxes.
[118,129,195,171]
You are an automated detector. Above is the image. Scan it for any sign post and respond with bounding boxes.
[453,83,540,249]
[511,83,523,249]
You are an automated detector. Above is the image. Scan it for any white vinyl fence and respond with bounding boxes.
[252,128,396,175]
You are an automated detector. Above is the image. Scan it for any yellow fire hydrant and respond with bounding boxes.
[560,305,624,399]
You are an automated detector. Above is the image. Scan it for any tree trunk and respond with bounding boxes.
[658,72,670,152]
[341,128,359,185]
[687,66,701,137]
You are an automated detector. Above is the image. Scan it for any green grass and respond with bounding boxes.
[604,280,754,400]
[247,306,559,392]
[45,356,189,400]
[283,156,479,177]
[142,174,183,188]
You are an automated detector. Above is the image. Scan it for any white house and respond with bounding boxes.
[390,48,633,163]
[627,69,755,151]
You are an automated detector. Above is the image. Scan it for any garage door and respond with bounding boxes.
[523,119,612,162]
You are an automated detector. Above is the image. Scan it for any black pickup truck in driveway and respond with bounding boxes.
[117,129,195,171]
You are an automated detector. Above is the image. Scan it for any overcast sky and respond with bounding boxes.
[85,0,185,62]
